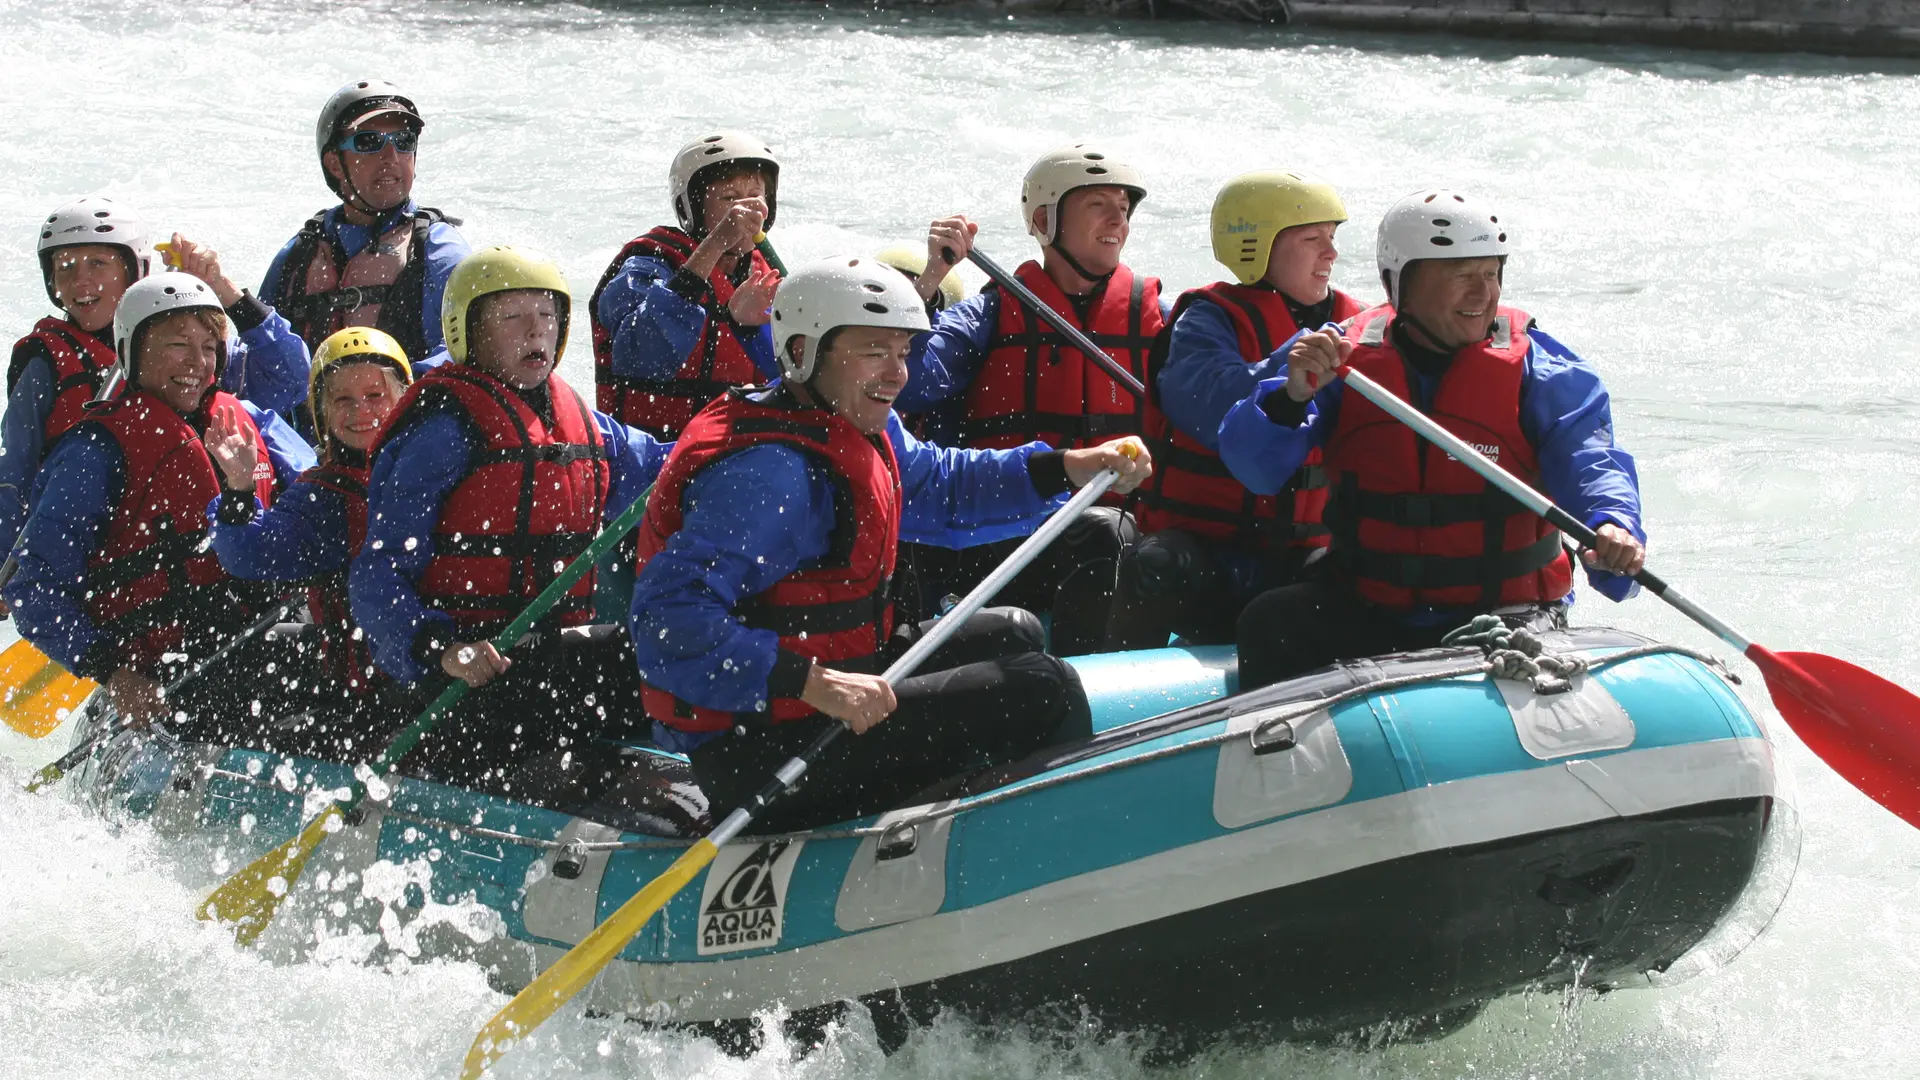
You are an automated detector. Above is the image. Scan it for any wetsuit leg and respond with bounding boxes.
[401,624,650,805]
[1110,528,1246,647]
[687,607,1090,833]
[1234,580,1464,692]
[914,506,1142,656]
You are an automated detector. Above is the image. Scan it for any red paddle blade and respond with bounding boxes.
[1748,645,1920,827]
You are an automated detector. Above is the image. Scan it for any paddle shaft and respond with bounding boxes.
[964,248,1148,398]
[1340,368,1753,652]
[703,466,1123,851]
[754,234,787,275]
[25,597,297,792]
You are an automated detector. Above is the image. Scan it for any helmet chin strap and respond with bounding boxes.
[331,149,407,224]
[1047,237,1111,291]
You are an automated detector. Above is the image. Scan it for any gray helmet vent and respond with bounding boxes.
[863,302,888,314]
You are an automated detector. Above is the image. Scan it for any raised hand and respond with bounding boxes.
[727,266,781,326]
[162,232,241,308]
[917,214,978,304]
[1284,327,1351,403]
[206,401,260,492]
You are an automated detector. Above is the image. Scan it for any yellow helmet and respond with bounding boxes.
[1210,171,1348,286]
[874,245,968,312]
[440,245,572,365]
[308,326,412,442]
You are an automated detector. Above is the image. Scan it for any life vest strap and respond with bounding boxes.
[1343,531,1563,592]
[738,591,891,637]
[466,443,602,468]
[86,520,210,593]
[958,412,1139,443]
[435,530,597,560]
[1335,484,1525,530]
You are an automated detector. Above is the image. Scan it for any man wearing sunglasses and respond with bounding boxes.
[260,79,471,372]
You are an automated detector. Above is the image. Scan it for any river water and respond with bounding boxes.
[2,2,1918,1076]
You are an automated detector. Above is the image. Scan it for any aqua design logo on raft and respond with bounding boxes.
[697,839,806,956]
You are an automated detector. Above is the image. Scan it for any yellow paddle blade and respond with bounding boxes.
[0,640,97,739]
[462,837,720,1079]
[197,803,344,946]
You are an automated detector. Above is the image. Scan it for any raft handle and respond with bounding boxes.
[553,841,590,880]
[876,824,920,861]
[1250,717,1297,756]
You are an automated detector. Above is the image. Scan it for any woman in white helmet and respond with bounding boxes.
[888,144,1173,655]
[258,79,472,364]
[2,201,310,563]
[629,256,1151,832]
[4,272,316,730]
[1119,170,1368,647]
[588,130,784,441]
[1217,190,1648,689]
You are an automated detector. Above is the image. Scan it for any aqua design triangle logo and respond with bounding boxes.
[696,838,806,956]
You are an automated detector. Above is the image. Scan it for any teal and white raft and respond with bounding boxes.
[72,626,1783,1051]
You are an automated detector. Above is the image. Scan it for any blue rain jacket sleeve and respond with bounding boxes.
[1158,298,1290,451]
[222,304,312,419]
[258,200,471,354]
[207,473,351,581]
[597,254,779,383]
[0,350,55,553]
[631,407,1065,717]
[2,426,123,675]
[350,401,668,685]
[897,290,998,415]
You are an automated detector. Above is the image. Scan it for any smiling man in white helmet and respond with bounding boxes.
[630,256,1150,832]
[1218,190,1648,689]
[889,143,1172,655]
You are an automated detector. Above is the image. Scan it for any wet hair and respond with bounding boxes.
[136,308,229,363]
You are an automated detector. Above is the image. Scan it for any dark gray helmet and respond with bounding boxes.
[315,80,423,190]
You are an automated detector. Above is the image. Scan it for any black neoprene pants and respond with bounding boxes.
[687,606,1092,834]
[1235,579,1469,691]
[900,506,1155,656]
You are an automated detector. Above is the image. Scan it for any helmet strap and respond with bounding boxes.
[1046,237,1111,292]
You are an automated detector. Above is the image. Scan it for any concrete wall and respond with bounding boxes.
[1283,0,1920,56]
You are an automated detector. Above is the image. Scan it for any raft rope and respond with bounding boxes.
[189,639,1739,857]
[1440,613,1590,695]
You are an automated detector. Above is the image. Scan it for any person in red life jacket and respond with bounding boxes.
[631,256,1151,833]
[348,247,671,801]
[259,80,471,369]
[3,272,317,729]
[589,130,783,440]
[205,327,413,756]
[891,144,1171,654]
[3,201,311,565]
[1116,171,1367,647]
[1217,190,1648,690]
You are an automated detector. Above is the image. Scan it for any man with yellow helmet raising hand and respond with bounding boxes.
[205,326,414,753]
[1118,171,1365,646]
[348,247,672,801]
[892,144,1171,654]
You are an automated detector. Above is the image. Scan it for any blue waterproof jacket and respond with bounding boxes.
[0,300,312,555]
[1218,322,1645,609]
[3,404,315,673]
[631,404,1069,750]
[259,199,470,356]
[348,394,670,685]
[595,252,779,383]
[207,465,358,583]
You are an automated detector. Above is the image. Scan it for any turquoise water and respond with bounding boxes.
[3,2,1919,1076]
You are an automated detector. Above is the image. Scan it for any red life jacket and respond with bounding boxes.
[1138,284,1365,552]
[276,206,454,361]
[379,365,610,638]
[588,226,771,439]
[964,261,1162,451]
[634,388,900,733]
[8,318,116,447]
[84,390,276,673]
[298,462,376,694]
[1323,305,1572,611]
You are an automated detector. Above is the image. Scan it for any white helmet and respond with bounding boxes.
[668,130,780,237]
[37,197,152,305]
[100,271,225,403]
[772,256,930,383]
[1021,144,1147,244]
[1376,189,1510,306]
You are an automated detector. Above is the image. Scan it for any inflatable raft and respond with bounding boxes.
[70,625,1782,1050]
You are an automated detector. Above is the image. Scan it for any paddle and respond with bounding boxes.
[21,598,298,794]
[461,461,1132,1079]
[753,232,787,275]
[196,490,654,946]
[0,640,98,740]
[1341,365,1920,828]
[962,247,1147,398]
